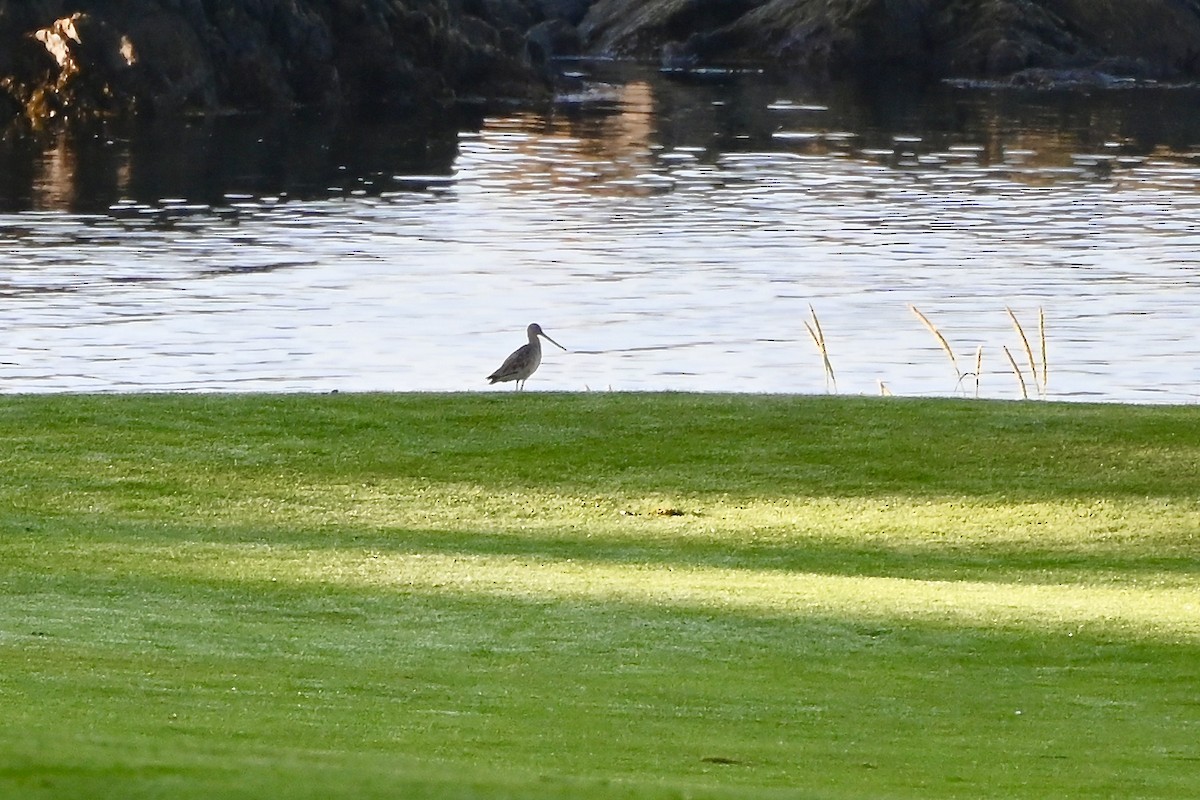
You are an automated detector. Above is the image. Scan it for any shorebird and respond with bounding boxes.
[487,323,567,390]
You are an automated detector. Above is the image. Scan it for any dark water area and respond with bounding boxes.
[0,110,467,212]
[8,68,1200,212]
[1,63,1199,400]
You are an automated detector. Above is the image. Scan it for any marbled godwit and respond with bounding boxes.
[487,323,566,390]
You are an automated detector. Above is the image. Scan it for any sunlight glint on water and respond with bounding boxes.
[1,65,1199,401]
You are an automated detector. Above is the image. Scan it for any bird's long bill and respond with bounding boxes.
[540,331,568,351]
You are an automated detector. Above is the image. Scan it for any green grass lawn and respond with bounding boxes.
[1,393,1197,799]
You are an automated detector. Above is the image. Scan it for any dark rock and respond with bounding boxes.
[1,0,549,124]
[536,0,593,26]
[6,0,1200,125]
[526,18,583,61]
[581,0,761,60]
[579,0,1200,82]
[986,39,1028,76]
[1,10,214,119]
[660,39,699,70]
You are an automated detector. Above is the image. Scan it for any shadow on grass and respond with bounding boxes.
[6,561,1200,800]
[5,394,1200,503]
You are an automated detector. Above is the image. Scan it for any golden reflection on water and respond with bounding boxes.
[28,130,132,211]
[31,136,77,210]
[461,80,661,196]
[460,70,1200,199]
[11,65,1200,210]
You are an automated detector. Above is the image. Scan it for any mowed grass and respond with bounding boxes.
[0,393,1197,799]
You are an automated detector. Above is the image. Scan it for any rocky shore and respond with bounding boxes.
[4,0,1200,124]
[0,0,557,124]
[579,0,1200,83]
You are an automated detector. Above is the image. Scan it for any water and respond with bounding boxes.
[2,63,1200,401]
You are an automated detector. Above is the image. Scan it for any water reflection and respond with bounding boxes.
[1,111,466,212]
[0,64,1199,401]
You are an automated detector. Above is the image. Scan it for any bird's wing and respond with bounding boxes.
[488,345,531,382]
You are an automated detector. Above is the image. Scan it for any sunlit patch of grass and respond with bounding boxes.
[8,513,1197,642]
[46,539,1199,638]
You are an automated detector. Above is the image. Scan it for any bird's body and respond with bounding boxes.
[487,323,566,390]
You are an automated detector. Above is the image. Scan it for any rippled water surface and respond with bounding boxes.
[2,63,1200,401]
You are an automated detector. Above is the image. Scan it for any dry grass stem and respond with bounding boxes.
[909,304,963,386]
[973,345,983,398]
[804,305,837,393]
[1003,345,1029,400]
[1006,306,1040,397]
[1038,306,1048,396]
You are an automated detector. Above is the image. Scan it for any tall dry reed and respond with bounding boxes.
[804,305,837,393]
[909,304,966,389]
[1003,345,1029,400]
[1038,307,1048,395]
[973,345,983,399]
[1005,306,1048,398]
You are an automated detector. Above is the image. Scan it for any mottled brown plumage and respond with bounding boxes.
[487,323,567,390]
